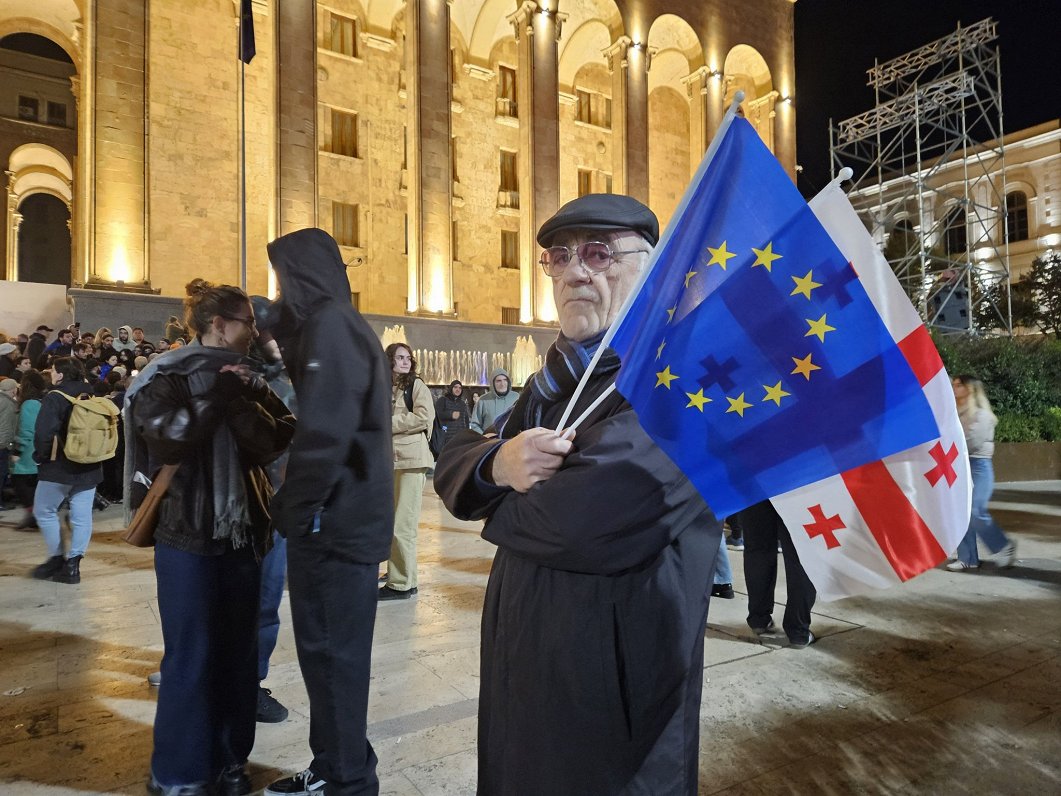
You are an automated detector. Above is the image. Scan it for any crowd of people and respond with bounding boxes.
[0,193,1017,796]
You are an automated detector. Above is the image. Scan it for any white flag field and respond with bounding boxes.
[769,181,972,601]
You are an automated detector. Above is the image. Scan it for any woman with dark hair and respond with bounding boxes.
[127,278,294,796]
[11,370,45,530]
[379,342,435,600]
[30,357,100,583]
[117,348,136,370]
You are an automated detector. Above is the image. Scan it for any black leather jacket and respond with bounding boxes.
[131,370,294,557]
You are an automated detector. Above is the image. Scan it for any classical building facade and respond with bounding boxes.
[848,120,1061,285]
[2,0,796,328]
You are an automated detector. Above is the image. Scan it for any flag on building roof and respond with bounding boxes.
[608,118,940,519]
[768,180,971,600]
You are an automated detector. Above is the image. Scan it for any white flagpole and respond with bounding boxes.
[553,90,747,432]
[814,166,853,200]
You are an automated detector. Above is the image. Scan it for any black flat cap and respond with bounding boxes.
[536,193,659,247]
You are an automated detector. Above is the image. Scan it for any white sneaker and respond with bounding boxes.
[945,560,979,572]
[995,541,1017,568]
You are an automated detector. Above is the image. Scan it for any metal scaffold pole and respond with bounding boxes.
[829,18,1011,336]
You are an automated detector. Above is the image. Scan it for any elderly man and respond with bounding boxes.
[435,194,722,795]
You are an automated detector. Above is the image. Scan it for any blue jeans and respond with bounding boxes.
[34,481,96,558]
[152,542,260,787]
[955,457,1010,566]
[713,535,733,585]
[258,530,287,681]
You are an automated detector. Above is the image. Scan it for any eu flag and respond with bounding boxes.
[609,119,939,517]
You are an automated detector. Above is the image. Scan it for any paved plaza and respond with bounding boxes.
[0,481,1058,794]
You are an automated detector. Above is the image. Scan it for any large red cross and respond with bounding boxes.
[803,504,846,550]
[924,441,959,487]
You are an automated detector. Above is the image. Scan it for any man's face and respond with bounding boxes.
[493,375,509,394]
[132,329,144,343]
[74,346,89,359]
[549,229,650,341]
[118,329,129,342]
[101,335,113,347]
[158,340,170,351]
[452,384,462,396]
[60,331,74,345]
[16,357,31,372]
[82,333,94,344]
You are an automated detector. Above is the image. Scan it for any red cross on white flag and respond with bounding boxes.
[769,182,972,601]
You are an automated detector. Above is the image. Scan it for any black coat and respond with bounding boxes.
[434,367,721,795]
[435,393,470,442]
[267,228,394,562]
[132,369,294,557]
[33,380,103,488]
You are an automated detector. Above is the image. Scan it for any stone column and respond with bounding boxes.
[406,0,454,314]
[509,1,562,324]
[93,0,148,286]
[277,0,317,235]
[11,212,22,282]
[682,66,709,176]
[5,171,18,281]
[71,9,94,287]
[773,94,797,180]
[605,36,650,204]
[705,69,725,146]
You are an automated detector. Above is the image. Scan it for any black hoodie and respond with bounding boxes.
[266,228,394,561]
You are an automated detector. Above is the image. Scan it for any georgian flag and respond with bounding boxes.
[769,181,972,601]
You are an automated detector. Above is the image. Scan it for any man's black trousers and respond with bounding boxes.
[287,530,381,796]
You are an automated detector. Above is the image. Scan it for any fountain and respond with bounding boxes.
[381,325,409,351]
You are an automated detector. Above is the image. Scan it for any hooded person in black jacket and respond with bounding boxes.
[264,228,394,796]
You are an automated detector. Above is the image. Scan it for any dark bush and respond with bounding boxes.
[933,334,1061,442]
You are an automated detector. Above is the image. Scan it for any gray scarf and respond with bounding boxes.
[123,341,253,547]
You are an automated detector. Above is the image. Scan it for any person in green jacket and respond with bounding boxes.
[469,369,519,434]
[10,371,45,530]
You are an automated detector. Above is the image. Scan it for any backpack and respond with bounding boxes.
[57,392,121,464]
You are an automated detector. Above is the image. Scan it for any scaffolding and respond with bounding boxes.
[830,18,1011,335]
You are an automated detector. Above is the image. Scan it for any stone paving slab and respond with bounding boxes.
[0,481,1058,794]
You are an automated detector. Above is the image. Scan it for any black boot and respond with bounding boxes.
[216,764,252,796]
[32,556,64,580]
[54,555,82,585]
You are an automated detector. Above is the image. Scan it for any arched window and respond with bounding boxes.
[1006,191,1029,242]
[943,205,967,256]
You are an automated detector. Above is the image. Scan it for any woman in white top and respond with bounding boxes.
[947,375,1016,571]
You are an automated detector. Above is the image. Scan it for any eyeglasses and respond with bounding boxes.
[224,315,257,330]
[539,241,647,277]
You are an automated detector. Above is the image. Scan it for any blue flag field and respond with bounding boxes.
[608,119,939,517]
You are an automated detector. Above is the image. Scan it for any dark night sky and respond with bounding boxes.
[793,0,1061,196]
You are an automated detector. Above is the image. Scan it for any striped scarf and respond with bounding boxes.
[501,331,621,436]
